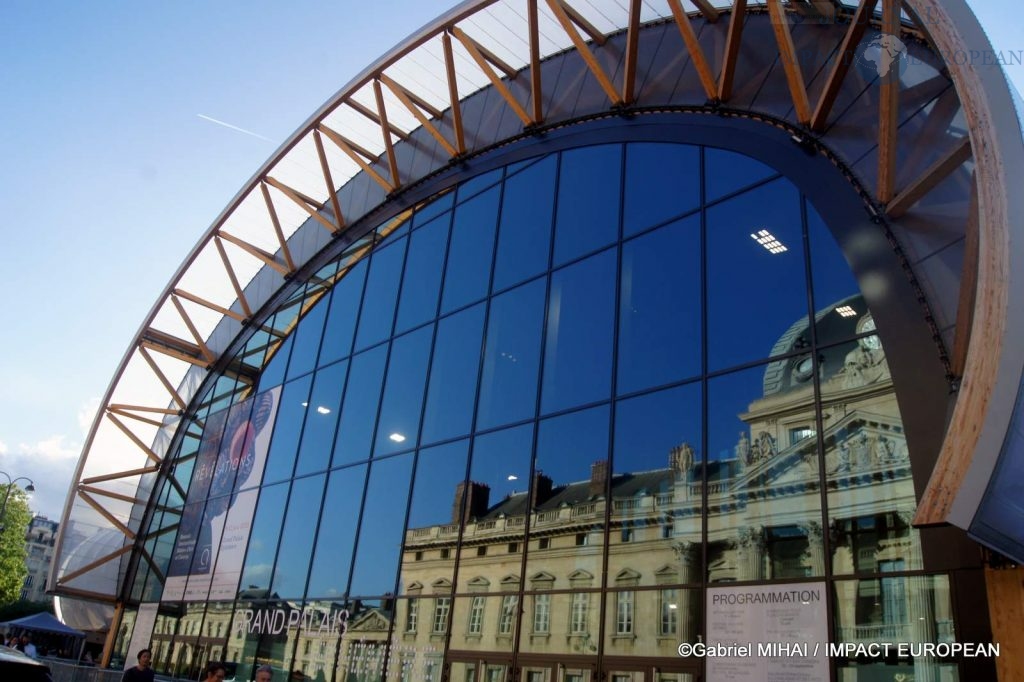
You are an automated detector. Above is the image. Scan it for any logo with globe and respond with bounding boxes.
[855,33,909,84]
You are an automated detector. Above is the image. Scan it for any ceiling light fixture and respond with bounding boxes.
[836,305,857,318]
[751,229,788,254]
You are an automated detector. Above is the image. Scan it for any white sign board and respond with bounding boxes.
[123,603,158,670]
[706,582,829,682]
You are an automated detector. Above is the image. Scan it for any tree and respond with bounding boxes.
[0,485,31,605]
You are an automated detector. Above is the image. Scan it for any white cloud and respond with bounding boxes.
[0,440,7,455]
[17,435,80,461]
[77,397,101,436]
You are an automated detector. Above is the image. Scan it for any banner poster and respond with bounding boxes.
[164,386,281,602]
[706,581,829,682]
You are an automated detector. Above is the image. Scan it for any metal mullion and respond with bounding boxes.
[802,192,840,682]
[596,142,627,668]
[381,204,463,682]
[508,150,564,676]
[699,145,710,679]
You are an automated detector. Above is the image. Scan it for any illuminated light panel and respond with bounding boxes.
[751,229,788,254]
[836,305,857,318]
[389,433,406,443]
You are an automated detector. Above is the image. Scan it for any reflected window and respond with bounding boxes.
[533,594,551,634]
[660,589,679,636]
[468,596,485,635]
[498,595,518,635]
[432,597,451,634]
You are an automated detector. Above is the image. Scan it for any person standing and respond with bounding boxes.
[21,635,38,658]
[121,649,154,682]
[255,664,274,682]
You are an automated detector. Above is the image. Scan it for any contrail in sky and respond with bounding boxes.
[197,114,273,142]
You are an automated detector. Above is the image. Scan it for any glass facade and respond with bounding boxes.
[117,142,954,681]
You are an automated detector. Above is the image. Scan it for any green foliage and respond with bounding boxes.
[0,599,53,622]
[0,485,32,606]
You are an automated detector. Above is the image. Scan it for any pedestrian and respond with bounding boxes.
[121,649,154,682]
[203,661,228,682]
[255,663,273,682]
[21,635,37,658]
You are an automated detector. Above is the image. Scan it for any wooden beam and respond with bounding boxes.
[379,74,443,118]
[169,295,216,364]
[546,0,621,106]
[212,236,253,319]
[887,137,971,218]
[264,176,341,235]
[528,0,543,124]
[622,0,642,105]
[217,231,291,276]
[379,74,459,157]
[313,128,345,230]
[877,0,901,204]
[692,0,721,23]
[451,26,518,79]
[811,0,878,131]
[57,545,133,586]
[346,98,411,141]
[560,0,606,45]
[768,0,811,125]
[718,0,748,101]
[442,31,467,152]
[81,465,159,486]
[172,288,245,323]
[77,490,136,539]
[318,123,395,192]
[107,407,168,429]
[136,346,187,411]
[107,404,180,416]
[106,412,162,465]
[451,27,532,126]
[139,338,207,368]
[372,79,402,185]
[951,174,979,378]
[668,0,717,101]
[78,484,146,507]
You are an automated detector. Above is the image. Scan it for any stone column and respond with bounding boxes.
[801,521,826,576]
[736,526,765,581]
[672,541,698,641]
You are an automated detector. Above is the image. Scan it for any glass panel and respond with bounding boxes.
[833,575,958,681]
[493,155,557,291]
[396,211,450,333]
[331,345,388,467]
[450,594,518,654]
[623,143,700,236]
[460,425,535,567]
[441,186,500,313]
[262,375,312,484]
[610,384,702,582]
[257,324,294,391]
[350,453,415,597]
[285,286,332,380]
[289,599,349,682]
[239,482,289,593]
[374,326,433,456]
[294,360,347,476]
[821,335,922,575]
[808,200,865,348]
[422,304,485,445]
[554,145,621,265]
[618,215,702,395]
[477,279,546,430]
[306,464,367,600]
[457,167,504,201]
[355,238,407,351]
[541,249,616,414]
[271,474,326,599]
[318,258,368,367]
[414,190,454,226]
[707,364,825,582]
[400,440,470,595]
[526,406,608,588]
[707,178,808,371]
[705,147,778,203]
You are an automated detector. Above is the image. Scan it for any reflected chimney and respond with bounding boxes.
[531,472,554,508]
[589,460,609,498]
[452,481,491,524]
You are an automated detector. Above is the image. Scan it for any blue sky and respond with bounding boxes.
[0,1,1021,520]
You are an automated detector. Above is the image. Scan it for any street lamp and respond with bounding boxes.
[0,471,35,529]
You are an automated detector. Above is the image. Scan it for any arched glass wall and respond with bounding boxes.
[119,142,956,682]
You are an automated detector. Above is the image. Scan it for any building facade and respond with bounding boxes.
[50,2,1024,681]
[22,515,58,603]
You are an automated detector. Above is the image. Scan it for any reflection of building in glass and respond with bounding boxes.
[50,3,1024,681]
